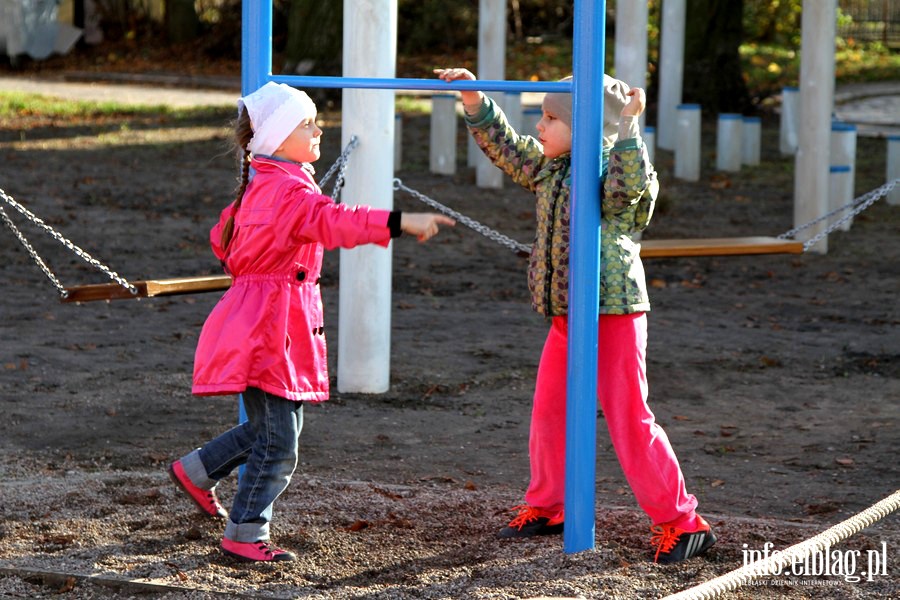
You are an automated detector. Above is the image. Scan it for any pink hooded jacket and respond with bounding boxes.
[192,157,392,401]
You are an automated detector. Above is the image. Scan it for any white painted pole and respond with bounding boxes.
[675,103,701,181]
[830,121,857,197]
[614,0,648,129]
[829,165,853,232]
[467,134,478,168]
[657,0,686,150]
[716,113,743,172]
[780,86,800,155]
[337,0,397,393]
[505,91,523,131]
[793,0,836,255]
[523,106,542,135]
[888,135,900,206]
[394,113,402,172]
[475,0,506,189]
[742,116,761,166]
[429,94,457,175]
[644,125,656,165]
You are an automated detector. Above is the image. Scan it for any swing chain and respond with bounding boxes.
[0,187,138,298]
[0,204,70,298]
[318,135,359,203]
[778,178,897,252]
[393,178,532,257]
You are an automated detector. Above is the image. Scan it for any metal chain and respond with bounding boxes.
[318,135,359,203]
[393,178,532,256]
[778,178,897,252]
[0,204,69,297]
[0,187,137,298]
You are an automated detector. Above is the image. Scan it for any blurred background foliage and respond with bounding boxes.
[51,0,900,110]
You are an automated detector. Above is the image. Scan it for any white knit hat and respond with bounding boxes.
[541,75,631,148]
[238,82,317,156]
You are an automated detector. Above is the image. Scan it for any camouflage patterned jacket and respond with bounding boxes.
[465,96,659,316]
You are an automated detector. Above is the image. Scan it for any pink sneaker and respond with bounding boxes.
[221,538,296,562]
[167,460,227,519]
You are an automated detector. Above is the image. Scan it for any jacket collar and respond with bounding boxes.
[533,153,570,184]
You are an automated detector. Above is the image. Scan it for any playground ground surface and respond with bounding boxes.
[0,68,898,598]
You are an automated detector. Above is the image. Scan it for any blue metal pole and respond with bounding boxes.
[237,0,275,474]
[274,75,570,94]
[242,0,272,95]
[564,0,605,554]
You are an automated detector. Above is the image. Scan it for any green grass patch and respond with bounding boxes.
[741,41,900,98]
[0,91,232,121]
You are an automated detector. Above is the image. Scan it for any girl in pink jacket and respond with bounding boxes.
[167,82,453,563]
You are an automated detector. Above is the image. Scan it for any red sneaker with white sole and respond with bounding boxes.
[167,460,227,519]
[650,515,717,564]
[221,538,296,562]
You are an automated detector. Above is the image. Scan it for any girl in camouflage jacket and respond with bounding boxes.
[434,68,716,565]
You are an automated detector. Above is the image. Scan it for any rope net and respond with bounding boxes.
[662,489,900,600]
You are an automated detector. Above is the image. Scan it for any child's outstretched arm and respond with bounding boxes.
[433,68,484,115]
[434,67,546,191]
[400,213,455,242]
[603,86,658,225]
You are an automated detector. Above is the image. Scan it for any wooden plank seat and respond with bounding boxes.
[60,237,803,303]
[639,236,803,258]
[62,274,232,303]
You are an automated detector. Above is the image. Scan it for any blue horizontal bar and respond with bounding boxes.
[270,74,572,94]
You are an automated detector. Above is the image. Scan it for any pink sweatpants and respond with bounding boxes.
[524,314,699,527]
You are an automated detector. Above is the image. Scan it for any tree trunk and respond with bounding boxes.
[284,1,343,76]
[682,0,751,113]
[165,0,199,43]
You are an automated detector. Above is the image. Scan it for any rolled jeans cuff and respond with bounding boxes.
[180,449,218,491]
[225,519,269,543]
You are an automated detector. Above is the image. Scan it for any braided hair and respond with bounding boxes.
[221,107,254,251]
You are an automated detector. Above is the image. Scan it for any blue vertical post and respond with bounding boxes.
[564,0,605,553]
[242,0,273,95]
[237,0,274,464]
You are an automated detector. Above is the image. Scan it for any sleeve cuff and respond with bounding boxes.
[618,115,640,141]
[463,97,493,127]
[388,211,402,238]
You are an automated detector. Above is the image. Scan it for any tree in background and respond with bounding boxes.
[681,0,752,113]
[282,1,342,75]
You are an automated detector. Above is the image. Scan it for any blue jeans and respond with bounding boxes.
[179,387,303,543]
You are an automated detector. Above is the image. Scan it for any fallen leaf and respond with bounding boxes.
[57,577,76,593]
[711,479,725,488]
[835,457,855,466]
[345,519,369,532]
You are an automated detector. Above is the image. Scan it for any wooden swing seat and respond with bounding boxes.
[59,237,803,303]
[62,274,232,303]
[639,236,803,258]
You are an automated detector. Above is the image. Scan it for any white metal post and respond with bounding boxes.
[888,136,900,206]
[675,103,701,181]
[429,94,458,175]
[742,116,761,166]
[614,0,648,129]
[829,165,853,232]
[793,0,836,255]
[394,113,402,172]
[830,121,857,197]
[337,0,397,393]
[780,86,800,155]
[657,0,685,150]
[644,125,656,165]
[716,113,743,172]
[475,0,506,189]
